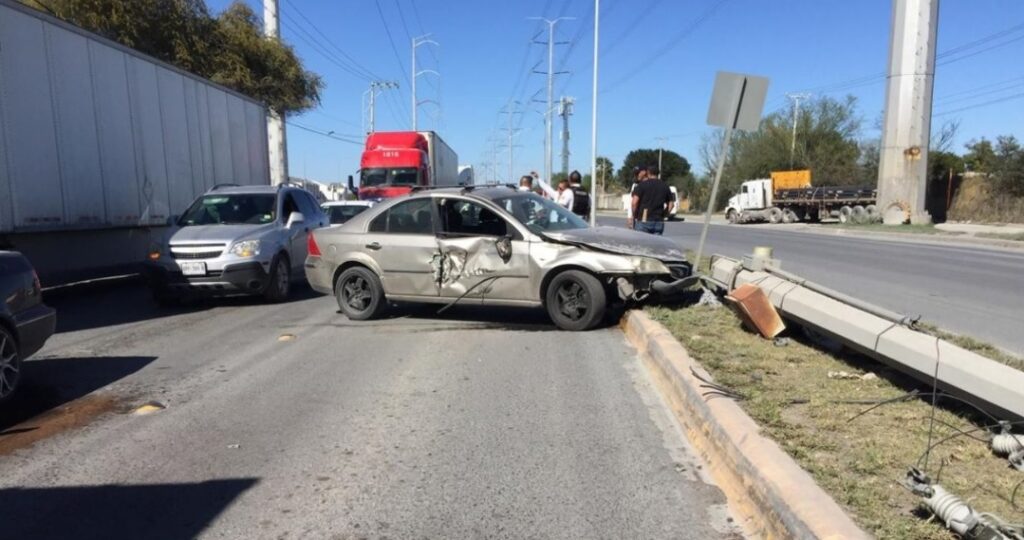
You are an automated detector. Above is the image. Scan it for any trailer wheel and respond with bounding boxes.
[782,209,798,224]
[767,207,783,224]
[851,205,869,224]
[865,204,880,222]
[838,205,853,224]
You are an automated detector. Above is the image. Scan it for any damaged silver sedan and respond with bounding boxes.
[304,187,691,330]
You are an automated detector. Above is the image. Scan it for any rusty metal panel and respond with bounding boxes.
[726,283,786,338]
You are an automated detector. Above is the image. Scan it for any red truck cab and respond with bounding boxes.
[358,132,430,201]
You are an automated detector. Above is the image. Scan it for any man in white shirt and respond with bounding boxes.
[556,179,574,210]
[530,172,560,200]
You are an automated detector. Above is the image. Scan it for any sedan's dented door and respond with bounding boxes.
[363,198,439,298]
[434,197,534,303]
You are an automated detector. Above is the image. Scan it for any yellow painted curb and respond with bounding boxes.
[622,310,871,540]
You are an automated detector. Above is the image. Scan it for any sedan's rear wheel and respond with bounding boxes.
[0,326,21,404]
[336,266,386,320]
[545,270,606,331]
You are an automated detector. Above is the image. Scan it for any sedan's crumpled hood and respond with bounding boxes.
[169,223,277,244]
[543,226,687,261]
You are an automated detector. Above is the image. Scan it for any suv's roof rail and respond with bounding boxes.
[210,183,240,191]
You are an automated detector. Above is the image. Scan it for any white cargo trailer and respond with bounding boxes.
[0,0,270,283]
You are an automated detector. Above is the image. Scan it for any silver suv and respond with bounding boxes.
[144,184,328,304]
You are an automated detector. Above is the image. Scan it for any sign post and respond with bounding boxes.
[695,72,770,266]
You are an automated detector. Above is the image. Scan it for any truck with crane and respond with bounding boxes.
[356,131,459,201]
[724,170,878,224]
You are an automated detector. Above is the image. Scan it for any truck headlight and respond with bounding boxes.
[229,240,261,258]
[626,256,670,274]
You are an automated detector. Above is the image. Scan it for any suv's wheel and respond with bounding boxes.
[336,266,386,320]
[264,255,291,302]
[0,326,21,404]
[545,270,606,331]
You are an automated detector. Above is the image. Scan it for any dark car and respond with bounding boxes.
[0,251,57,402]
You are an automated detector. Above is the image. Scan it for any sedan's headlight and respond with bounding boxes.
[229,240,261,258]
[626,256,670,274]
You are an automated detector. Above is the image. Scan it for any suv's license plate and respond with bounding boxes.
[179,261,207,276]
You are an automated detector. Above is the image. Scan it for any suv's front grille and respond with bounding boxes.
[170,243,226,260]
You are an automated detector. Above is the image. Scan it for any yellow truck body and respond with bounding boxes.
[770,170,812,191]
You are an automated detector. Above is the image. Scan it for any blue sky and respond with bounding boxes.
[208,0,1024,183]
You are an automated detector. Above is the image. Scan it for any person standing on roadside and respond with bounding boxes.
[567,170,591,219]
[518,175,534,192]
[556,179,575,210]
[625,166,648,221]
[629,165,672,234]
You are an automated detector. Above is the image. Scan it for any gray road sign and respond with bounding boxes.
[706,71,770,132]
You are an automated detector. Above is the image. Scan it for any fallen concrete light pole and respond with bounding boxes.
[707,251,1024,422]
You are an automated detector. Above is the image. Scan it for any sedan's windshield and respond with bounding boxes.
[493,193,589,234]
[179,194,276,226]
[361,168,420,187]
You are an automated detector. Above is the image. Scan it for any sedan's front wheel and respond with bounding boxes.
[546,270,607,331]
[0,326,22,404]
[336,266,386,320]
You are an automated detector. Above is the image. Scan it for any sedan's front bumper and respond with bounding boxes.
[143,261,271,296]
[14,303,56,359]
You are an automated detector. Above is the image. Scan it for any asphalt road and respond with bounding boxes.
[600,216,1024,355]
[0,284,741,539]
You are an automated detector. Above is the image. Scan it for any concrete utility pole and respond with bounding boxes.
[785,92,811,169]
[366,81,398,134]
[878,0,939,225]
[655,136,668,174]
[411,35,439,131]
[263,0,287,185]
[530,17,573,182]
[589,0,599,226]
[559,96,575,177]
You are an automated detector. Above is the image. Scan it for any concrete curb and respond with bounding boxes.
[621,310,871,540]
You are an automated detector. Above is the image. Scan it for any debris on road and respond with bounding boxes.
[725,283,785,338]
[278,334,296,342]
[827,370,877,380]
[133,401,166,415]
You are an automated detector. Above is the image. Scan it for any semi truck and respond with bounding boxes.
[0,0,270,284]
[357,131,459,201]
[724,170,878,224]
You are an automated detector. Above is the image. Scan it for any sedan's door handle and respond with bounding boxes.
[365,242,382,250]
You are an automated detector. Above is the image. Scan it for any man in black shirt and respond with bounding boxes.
[629,166,672,234]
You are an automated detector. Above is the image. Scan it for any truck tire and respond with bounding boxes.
[851,205,869,224]
[727,209,739,224]
[838,205,853,224]
[865,204,880,222]
[782,209,798,224]
[545,270,606,331]
[767,207,784,224]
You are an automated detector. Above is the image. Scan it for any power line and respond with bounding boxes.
[308,108,362,130]
[374,0,412,87]
[281,0,382,80]
[933,90,1024,117]
[935,80,1024,106]
[286,121,363,145]
[279,17,373,82]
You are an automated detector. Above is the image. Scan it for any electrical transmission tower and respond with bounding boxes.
[500,101,523,182]
[363,81,399,134]
[412,35,440,131]
[529,17,573,182]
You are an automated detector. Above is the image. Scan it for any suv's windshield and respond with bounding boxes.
[493,193,589,234]
[179,194,276,226]
[361,168,420,187]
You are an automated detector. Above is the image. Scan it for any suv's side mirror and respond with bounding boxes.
[286,211,305,228]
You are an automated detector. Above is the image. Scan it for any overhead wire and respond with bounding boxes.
[280,0,382,80]
[286,121,364,145]
[373,0,412,88]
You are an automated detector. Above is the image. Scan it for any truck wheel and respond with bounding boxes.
[865,204,880,222]
[767,207,784,224]
[727,209,739,224]
[545,270,606,331]
[0,325,22,404]
[838,206,853,224]
[782,209,797,224]
[263,255,291,302]
[851,205,869,224]
[336,266,386,320]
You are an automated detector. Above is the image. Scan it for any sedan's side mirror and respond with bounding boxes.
[286,211,305,228]
[495,235,512,263]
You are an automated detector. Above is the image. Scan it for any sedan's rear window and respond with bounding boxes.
[368,199,434,234]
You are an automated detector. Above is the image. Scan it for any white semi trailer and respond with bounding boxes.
[0,0,270,284]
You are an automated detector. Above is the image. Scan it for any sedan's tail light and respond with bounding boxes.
[307,233,322,257]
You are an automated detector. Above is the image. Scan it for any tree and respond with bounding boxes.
[964,138,997,173]
[615,148,691,189]
[595,157,614,191]
[25,0,322,114]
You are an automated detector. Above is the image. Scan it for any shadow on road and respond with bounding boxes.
[47,280,321,334]
[0,479,258,539]
[0,355,157,432]
[331,303,591,332]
